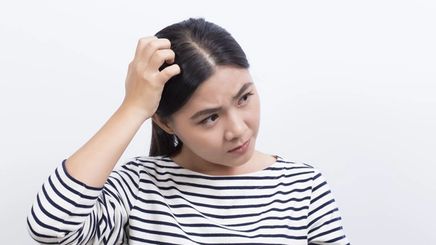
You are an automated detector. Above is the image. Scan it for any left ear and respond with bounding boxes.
[151,114,175,134]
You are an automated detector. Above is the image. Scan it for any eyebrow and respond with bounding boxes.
[190,82,253,120]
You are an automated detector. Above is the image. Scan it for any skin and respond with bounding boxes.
[153,66,277,176]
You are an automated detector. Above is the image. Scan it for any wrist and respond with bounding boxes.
[118,102,152,123]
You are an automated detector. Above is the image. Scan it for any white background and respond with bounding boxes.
[1,0,435,244]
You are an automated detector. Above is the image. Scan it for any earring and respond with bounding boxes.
[173,134,179,146]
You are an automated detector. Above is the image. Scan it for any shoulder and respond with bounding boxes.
[274,155,317,172]
[113,155,180,176]
[273,155,326,181]
[105,155,175,187]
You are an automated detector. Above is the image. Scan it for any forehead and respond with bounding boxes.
[187,66,252,105]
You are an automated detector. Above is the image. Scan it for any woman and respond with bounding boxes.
[27,18,350,244]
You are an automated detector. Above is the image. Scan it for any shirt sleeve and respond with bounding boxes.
[307,168,350,245]
[27,159,140,244]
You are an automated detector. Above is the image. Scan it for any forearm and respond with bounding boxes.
[65,103,150,187]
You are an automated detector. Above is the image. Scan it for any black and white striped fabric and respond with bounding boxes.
[27,155,350,244]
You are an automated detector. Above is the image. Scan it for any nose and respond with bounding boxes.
[224,111,247,141]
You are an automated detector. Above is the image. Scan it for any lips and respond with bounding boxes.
[228,139,250,152]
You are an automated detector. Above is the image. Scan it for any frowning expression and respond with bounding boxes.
[167,65,261,171]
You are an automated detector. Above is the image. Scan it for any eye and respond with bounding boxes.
[238,92,254,106]
[199,113,219,127]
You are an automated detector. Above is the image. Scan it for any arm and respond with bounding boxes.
[307,169,350,245]
[66,36,180,188]
[65,102,148,188]
[27,36,180,244]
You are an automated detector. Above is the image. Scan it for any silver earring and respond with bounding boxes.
[173,134,179,146]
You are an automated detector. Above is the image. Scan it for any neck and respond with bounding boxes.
[170,147,276,176]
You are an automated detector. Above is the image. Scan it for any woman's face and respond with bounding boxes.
[165,66,261,172]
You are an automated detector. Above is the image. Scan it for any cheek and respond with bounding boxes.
[175,124,222,148]
[170,115,224,154]
[247,97,261,125]
[254,95,261,112]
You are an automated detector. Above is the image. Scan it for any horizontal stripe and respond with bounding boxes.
[139,178,313,200]
[142,168,314,190]
[131,205,308,227]
[138,187,311,209]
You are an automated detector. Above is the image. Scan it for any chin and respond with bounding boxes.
[229,148,255,166]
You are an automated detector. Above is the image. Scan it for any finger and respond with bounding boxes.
[148,49,176,71]
[157,64,181,83]
[133,36,157,60]
[138,38,171,63]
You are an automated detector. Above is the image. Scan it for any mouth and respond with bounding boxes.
[227,139,250,153]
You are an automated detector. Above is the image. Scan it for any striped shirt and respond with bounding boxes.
[27,155,350,244]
